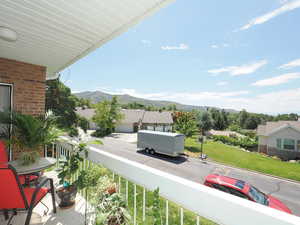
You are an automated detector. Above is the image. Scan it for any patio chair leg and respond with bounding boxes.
[49,178,57,213]
[6,211,16,225]
[25,207,34,225]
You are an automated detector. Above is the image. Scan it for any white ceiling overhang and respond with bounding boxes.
[0,0,174,79]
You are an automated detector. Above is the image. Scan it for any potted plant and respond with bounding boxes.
[57,143,88,208]
[0,110,58,165]
[95,177,130,225]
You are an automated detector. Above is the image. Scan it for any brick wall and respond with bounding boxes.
[0,57,46,115]
[0,58,46,159]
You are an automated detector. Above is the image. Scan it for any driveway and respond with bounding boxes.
[90,136,300,216]
[106,132,137,143]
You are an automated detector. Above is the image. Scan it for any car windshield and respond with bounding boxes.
[249,186,268,205]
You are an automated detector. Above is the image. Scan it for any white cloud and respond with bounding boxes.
[279,0,289,4]
[240,0,300,30]
[226,88,300,114]
[141,40,151,45]
[278,58,300,69]
[216,81,229,86]
[252,73,300,86]
[161,43,189,50]
[208,60,267,76]
[211,43,229,49]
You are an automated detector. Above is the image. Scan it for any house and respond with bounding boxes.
[115,109,145,133]
[140,111,173,132]
[257,120,300,160]
[75,108,97,130]
[76,108,173,133]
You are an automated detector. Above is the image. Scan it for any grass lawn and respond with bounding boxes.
[185,137,300,182]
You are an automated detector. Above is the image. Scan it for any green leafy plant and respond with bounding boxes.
[211,135,258,150]
[96,192,130,225]
[57,143,88,188]
[147,188,162,225]
[0,110,59,164]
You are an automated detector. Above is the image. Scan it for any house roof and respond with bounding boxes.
[142,111,173,124]
[75,108,173,124]
[121,109,145,124]
[0,0,174,79]
[257,121,300,136]
[75,108,95,120]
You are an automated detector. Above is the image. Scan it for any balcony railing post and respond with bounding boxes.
[143,187,146,222]
[134,184,137,225]
[126,180,129,206]
[118,176,121,193]
[197,216,200,225]
[180,207,183,225]
[166,200,169,225]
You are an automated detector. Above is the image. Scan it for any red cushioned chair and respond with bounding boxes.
[0,164,56,225]
[0,141,39,185]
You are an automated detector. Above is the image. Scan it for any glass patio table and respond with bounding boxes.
[8,157,56,175]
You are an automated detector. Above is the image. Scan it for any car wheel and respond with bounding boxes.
[149,149,155,155]
[145,148,149,153]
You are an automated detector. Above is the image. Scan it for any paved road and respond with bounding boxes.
[90,137,300,216]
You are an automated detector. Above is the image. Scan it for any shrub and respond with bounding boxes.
[77,115,89,132]
[91,129,110,137]
[68,126,79,137]
[212,135,258,150]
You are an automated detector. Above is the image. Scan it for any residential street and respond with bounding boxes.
[90,135,300,217]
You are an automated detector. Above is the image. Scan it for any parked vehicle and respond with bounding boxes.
[137,130,184,157]
[204,174,292,214]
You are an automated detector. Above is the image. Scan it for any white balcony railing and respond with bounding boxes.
[53,137,300,225]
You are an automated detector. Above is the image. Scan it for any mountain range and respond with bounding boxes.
[74,91,238,113]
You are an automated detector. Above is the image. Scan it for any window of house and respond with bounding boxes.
[297,140,300,151]
[0,84,12,137]
[0,83,12,160]
[283,139,295,150]
[276,139,282,149]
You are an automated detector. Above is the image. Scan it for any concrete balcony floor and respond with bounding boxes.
[0,171,92,225]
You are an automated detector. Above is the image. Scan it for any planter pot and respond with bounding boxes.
[57,185,78,209]
[107,185,117,195]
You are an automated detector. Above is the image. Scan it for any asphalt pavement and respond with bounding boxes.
[90,136,300,216]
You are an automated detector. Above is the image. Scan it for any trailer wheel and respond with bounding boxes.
[149,149,155,155]
[145,148,149,153]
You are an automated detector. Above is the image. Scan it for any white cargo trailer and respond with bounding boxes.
[137,130,185,157]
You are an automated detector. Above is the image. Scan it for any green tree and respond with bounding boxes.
[238,109,249,129]
[244,115,261,129]
[174,112,198,138]
[92,97,123,136]
[46,79,77,128]
[198,111,213,135]
[210,108,228,130]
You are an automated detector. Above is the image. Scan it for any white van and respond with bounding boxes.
[137,130,185,157]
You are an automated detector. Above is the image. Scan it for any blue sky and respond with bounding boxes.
[61,0,300,114]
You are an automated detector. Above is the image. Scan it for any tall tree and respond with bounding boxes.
[238,109,249,129]
[198,111,213,135]
[174,112,198,138]
[92,97,123,136]
[46,79,77,128]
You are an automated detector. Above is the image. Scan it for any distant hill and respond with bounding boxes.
[74,91,238,113]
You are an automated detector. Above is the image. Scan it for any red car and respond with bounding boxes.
[204,174,292,214]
